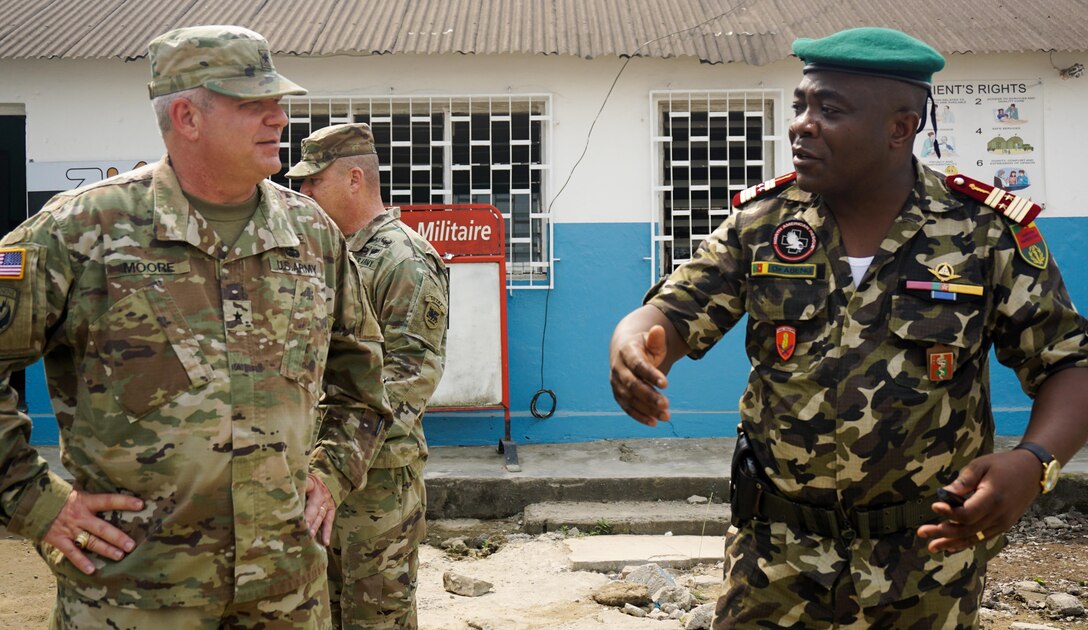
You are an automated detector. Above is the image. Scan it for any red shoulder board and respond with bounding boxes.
[946,174,1042,225]
[731,172,797,207]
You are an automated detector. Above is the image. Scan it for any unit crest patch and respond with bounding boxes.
[772,220,817,263]
[928,344,956,381]
[776,325,796,361]
[424,295,445,329]
[1010,222,1049,269]
[0,286,18,334]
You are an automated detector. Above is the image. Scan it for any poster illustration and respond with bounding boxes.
[916,80,1045,209]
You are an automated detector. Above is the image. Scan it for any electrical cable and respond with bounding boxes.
[530,3,753,419]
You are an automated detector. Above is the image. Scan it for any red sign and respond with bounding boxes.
[400,207,504,257]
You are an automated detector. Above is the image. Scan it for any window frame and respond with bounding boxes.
[649,89,786,283]
[277,94,554,289]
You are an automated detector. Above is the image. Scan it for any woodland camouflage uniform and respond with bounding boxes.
[648,161,1088,628]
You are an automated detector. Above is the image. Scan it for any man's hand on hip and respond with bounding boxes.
[43,489,143,575]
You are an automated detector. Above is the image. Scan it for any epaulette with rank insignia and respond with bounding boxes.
[731,173,797,207]
[946,174,1042,225]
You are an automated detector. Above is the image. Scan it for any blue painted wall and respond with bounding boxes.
[25,216,1088,447]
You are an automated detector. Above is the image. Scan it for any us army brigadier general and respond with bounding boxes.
[0,25,392,628]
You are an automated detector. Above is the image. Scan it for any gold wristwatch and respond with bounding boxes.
[1014,442,1060,494]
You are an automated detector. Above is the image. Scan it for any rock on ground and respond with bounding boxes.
[591,581,650,607]
[626,562,677,595]
[442,571,493,597]
[685,602,715,630]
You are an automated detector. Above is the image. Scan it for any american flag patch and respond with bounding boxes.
[0,248,26,280]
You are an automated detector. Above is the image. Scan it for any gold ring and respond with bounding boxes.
[74,531,91,549]
[319,504,328,512]
[48,547,65,565]
[975,530,986,542]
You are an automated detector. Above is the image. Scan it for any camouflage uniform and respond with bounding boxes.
[51,573,330,629]
[0,158,391,615]
[329,208,448,630]
[647,162,1088,628]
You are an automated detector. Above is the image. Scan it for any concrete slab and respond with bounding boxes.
[523,501,730,536]
[424,437,732,479]
[424,438,732,519]
[566,534,725,572]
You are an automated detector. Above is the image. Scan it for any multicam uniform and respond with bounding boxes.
[329,207,448,630]
[0,159,391,614]
[647,162,1088,629]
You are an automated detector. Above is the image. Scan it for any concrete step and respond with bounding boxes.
[523,500,731,536]
[423,438,732,520]
[565,534,727,572]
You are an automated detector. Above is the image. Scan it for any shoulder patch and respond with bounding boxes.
[1009,221,1049,270]
[0,248,26,280]
[731,173,797,207]
[946,174,1042,225]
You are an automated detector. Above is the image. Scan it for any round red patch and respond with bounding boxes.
[772,220,817,262]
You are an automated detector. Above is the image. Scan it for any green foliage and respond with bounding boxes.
[591,518,614,536]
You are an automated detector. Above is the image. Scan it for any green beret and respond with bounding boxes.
[285,123,377,179]
[792,27,945,86]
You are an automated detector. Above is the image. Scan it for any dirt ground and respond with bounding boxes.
[3,515,1087,629]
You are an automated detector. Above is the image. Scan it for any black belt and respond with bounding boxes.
[731,464,938,542]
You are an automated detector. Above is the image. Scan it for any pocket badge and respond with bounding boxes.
[775,325,796,361]
[927,344,955,381]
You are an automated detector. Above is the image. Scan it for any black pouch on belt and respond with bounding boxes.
[729,429,770,527]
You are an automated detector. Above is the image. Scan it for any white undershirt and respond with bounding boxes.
[847,256,874,288]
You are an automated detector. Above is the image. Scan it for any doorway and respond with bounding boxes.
[0,111,28,411]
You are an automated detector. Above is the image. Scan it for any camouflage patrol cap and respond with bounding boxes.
[285,123,377,179]
[792,27,945,87]
[147,25,307,99]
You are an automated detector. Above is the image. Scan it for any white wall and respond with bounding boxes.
[2,50,1086,219]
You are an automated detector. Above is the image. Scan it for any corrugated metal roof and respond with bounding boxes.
[1,0,1085,62]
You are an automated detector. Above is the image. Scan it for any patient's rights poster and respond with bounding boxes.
[916,80,1046,209]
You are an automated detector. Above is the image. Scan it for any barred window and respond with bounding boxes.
[276,95,552,288]
[651,90,783,278]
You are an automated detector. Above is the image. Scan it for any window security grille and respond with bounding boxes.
[276,95,552,288]
[651,90,782,279]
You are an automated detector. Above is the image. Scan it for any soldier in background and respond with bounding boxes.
[288,123,448,629]
[610,27,1088,628]
[0,25,391,627]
